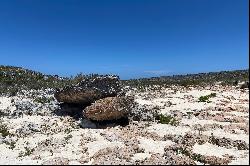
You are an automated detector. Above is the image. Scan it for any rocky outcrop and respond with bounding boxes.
[83,96,134,121]
[54,75,122,105]
[54,75,136,123]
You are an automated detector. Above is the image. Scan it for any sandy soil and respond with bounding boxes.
[0,85,249,165]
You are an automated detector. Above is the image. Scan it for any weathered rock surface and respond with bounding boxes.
[83,96,134,121]
[54,75,122,105]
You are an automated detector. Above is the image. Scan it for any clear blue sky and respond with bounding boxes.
[0,0,248,79]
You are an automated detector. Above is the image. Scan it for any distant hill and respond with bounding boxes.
[0,65,249,95]
[0,65,121,96]
[0,65,78,96]
[123,69,249,88]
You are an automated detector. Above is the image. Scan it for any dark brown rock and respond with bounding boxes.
[83,96,134,121]
[54,75,122,105]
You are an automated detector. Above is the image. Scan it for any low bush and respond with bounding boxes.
[156,114,179,126]
[0,123,10,137]
[198,93,216,103]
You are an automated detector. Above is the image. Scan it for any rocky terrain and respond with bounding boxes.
[0,66,249,165]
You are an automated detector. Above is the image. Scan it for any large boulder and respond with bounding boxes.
[54,75,122,105]
[83,96,134,121]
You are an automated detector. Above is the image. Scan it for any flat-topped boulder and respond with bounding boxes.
[83,96,134,121]
[54,75,122,105]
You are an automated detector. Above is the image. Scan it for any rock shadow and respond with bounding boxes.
[92,117,129,129]
[55,103,129,128]
[79,117,129,129]
[54,103,89,120]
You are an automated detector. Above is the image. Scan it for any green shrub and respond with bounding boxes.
[198,93,216,102]
[198,96,210,102]
[0,124,10,137]
[157,114,179,126]
[191,153,203,162]
[208,93,216,97]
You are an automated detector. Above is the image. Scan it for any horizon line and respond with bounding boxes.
[0,64,248,80]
